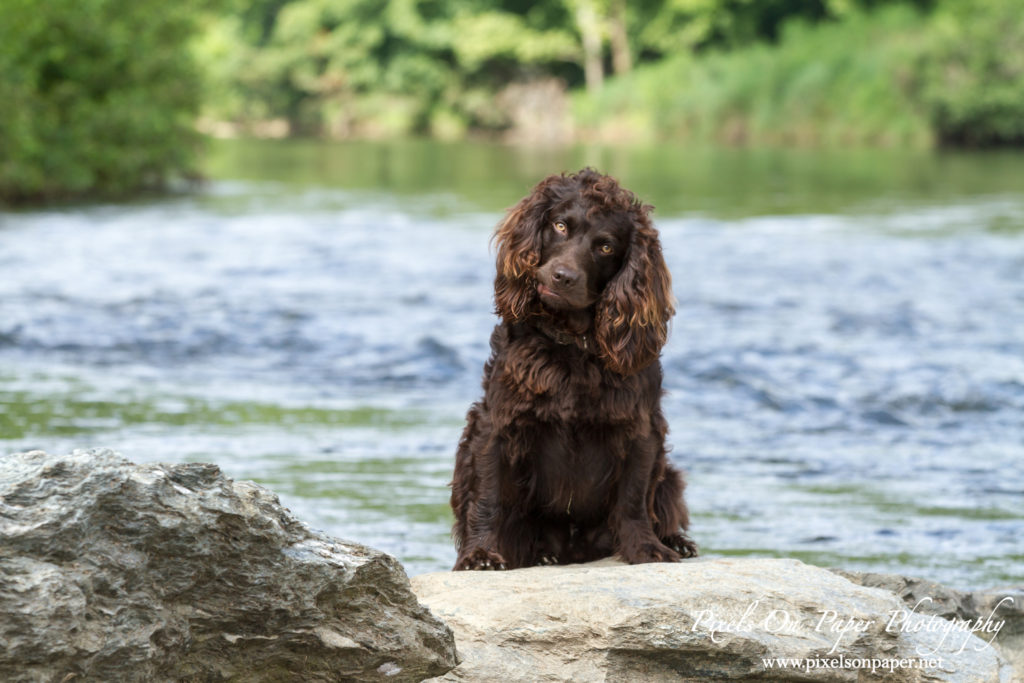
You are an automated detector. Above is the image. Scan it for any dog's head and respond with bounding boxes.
[493,168,674,376]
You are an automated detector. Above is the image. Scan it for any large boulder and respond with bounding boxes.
[412,558,1016,682]
[0,449,457,682]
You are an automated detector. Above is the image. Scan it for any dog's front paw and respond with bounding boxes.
[620,539,681,565]
[454,547,509,571]
[535,553,559,566]
[663,531,699,559]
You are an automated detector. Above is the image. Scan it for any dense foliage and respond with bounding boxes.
[575,6,936,146]
[0,0,206,203]
[194,0,1023,148]
[194,0,921,139]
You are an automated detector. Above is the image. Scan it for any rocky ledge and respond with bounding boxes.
[413,559,1020,682]
[0,449,457,682]
[2,448,1020,682]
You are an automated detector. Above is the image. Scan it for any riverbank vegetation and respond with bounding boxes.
[577,0,1024,147]
[194,0,1023,147]
[1,0,1022,202]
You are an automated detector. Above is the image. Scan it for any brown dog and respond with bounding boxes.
[449,168,697,570]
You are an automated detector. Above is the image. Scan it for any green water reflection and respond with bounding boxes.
[1,385,426,440]
[204,137,1024,219]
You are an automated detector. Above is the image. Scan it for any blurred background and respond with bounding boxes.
[1,0,1022,588]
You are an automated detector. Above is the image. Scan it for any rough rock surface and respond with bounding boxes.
[0,449,457,682]
[833,569,1023,680]
[412,558,1015,682]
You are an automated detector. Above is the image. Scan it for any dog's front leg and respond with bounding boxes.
[610,432,682,564]
[454,433,548,570]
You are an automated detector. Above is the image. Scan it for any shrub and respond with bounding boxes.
[0,0,205,203]
[920,0,1024,145]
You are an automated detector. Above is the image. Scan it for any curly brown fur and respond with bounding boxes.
[450,168,696,570]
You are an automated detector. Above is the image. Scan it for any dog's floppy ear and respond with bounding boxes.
[492,177,557,321]
[595,210,674,376]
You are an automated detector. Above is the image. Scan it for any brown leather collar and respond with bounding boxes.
[533,319,592,352]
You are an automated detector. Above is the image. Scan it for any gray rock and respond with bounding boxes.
[412,557,1015,682]
[833,569,1023,680]
[0,449,457,682]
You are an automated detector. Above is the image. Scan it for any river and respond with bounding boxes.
[1,139,1022,588]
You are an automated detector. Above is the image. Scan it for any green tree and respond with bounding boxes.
[0,0,207,203]
[197,0,582,136]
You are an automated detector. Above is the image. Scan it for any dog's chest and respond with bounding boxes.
[530,425,621,517]
[498,340,634,421]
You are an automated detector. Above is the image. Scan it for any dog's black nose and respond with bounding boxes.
[551,266,580,288]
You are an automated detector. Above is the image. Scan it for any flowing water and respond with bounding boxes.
[2,139,1022,588]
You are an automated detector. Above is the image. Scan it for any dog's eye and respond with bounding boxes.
[553,221,567,234]
[600,243,614,255]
